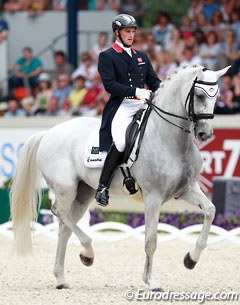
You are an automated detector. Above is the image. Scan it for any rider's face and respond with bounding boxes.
[118,27,136,46]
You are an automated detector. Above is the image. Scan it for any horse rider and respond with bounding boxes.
[95,14,161,207]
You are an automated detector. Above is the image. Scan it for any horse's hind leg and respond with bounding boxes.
[52,182,95,289]
[74,182,95,266]
[54,219,72,289]
[180,182,215,269]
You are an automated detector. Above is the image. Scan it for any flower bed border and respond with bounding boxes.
[89,208,240,231]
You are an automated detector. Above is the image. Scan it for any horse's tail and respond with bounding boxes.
[10,131,46,256]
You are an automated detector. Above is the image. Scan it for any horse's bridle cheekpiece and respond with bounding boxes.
[185,77,217,122]
[147,76,218,134]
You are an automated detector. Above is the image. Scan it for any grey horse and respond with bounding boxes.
[10,65,230,291]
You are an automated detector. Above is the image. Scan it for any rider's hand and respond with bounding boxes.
[135,88,152,102]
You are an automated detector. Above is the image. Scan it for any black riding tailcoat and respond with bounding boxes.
[98,42,161,152]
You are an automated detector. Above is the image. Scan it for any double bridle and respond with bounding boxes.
[147,77,218,134]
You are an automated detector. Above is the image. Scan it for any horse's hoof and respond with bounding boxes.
[80,254,94,266]
[151,287,164,292]
[183,252,197,270]
[56,283,70,289]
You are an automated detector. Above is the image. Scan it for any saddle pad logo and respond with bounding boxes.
[91,146,100,154]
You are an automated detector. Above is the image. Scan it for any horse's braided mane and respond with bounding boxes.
[155,64,203,96]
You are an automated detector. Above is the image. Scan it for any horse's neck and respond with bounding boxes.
[144,70,196,153]
[146,110,193,152]
[155,75,189,117]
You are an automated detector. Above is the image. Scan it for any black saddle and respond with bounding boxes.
[120,106,151,195]
[122,106,151,164]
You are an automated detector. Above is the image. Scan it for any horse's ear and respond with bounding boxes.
[215,65,231,80]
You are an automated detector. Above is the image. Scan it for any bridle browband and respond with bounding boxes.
[147,77,217,134]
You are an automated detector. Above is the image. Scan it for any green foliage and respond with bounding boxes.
[3,178,12,188]
[42,191,52,210]
[141,0,190,28]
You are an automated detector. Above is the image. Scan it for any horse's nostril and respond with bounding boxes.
[198,132,207,140]
[198,132,205,138]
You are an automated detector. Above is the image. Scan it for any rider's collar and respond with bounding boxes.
[112,40,137,54]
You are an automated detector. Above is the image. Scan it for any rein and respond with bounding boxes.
[146,97,191,134]
[147,77,217,134]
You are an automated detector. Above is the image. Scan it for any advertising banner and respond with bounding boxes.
[198,129,240,193]
[0,128,46,186]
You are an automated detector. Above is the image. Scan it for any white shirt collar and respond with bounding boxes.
[115,40,132,57]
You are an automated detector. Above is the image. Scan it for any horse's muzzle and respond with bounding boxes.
[195,121,213,141]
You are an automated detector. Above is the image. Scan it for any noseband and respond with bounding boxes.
[147,77,218,134]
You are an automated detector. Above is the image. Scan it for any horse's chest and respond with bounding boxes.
[137,143,202,199]
[176,163,193,187]
[158,158,198,199]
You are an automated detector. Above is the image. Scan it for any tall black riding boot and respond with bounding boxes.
[95,144,123,207]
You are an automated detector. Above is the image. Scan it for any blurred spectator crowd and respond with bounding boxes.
[0,0,240,117]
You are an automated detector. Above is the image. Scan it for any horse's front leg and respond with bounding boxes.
[143,192,163,291]
[180,182,216,269]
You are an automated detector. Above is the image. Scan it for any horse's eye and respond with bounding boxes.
[196,93,205,100]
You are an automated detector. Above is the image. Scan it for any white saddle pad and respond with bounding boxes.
[84,123,143,169]
[84,129,106,168]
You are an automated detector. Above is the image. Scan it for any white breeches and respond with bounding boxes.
[111,99,147,152]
